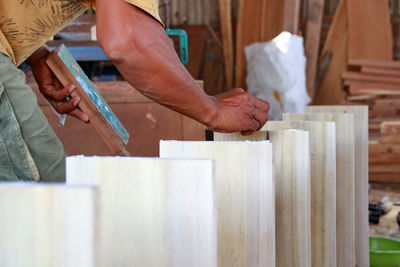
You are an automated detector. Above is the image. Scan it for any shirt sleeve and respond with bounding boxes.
[81,0,163,26]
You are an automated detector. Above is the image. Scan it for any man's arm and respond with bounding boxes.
[95,0,269,134]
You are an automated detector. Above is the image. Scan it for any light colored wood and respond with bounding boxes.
[306,106,369,267]
[305,0,325,98]
[67,157,216,267]
[381,121,400,134]
[282,0,301,33]
[361,66,400,77]
[283,112,355,267]
[219,0,234,90]
[265,121,336,267]
[346,0,393,60]
[160,141,275,267]
[216,121,337,267]
[314,0,347,105]
[343,71,400,84]
[349,59,400,69]
[268,130,311,267]
[0,183,98,267]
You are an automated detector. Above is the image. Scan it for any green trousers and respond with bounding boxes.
[0,54,65,182]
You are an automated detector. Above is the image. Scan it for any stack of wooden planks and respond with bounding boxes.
[341,59,400,183]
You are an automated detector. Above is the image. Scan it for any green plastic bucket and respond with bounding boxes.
[370,236,400,267]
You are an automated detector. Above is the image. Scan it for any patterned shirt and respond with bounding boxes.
[0,0,161,66]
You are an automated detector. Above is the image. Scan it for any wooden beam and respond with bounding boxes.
[283,112,355,267]
[160,141,275,267]
[0,184,98,267]
[67,157,216,267]
[306,105,370,267]
[305,0,325,98]
[349,59,400,69]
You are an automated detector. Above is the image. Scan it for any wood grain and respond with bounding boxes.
[268,130,311,267]
[314,0,347,105]
[283,112,355,267]
[160,141,275,267]
[305,0,325,98]
[219,0,234,90]
[265,121,337,267]
[306,105,369,267]
[0,183,98,267]
[346,0,393,60]
[67,157,216,267]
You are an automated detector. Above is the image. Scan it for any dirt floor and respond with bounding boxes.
[369,183,400,239]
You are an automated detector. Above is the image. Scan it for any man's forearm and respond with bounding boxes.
[96,2,218,127]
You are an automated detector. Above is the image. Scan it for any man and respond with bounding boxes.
[0,0,269,182]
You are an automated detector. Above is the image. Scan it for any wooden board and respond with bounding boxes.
[346,0,393,60]
[67,157,216,267]
[268,130,311,267]
[282,0,301,33]
[265,121,337,267]
[305,0,325,98]
[314,0,347,105]
[283,112,355,267]
[343,71,400,85]
[381,121,400,134]
[160,141,275,267]
[0,183,98,267]
[219,0,234,90]
[361,66,400,77]
[349,59,400,69]
[306,105,369,267]
[46,44,129,156]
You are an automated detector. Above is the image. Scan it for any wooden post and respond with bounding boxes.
[160,141,275,267]
[0,184,98,267]
[67,157,216,267]
[306,105,369,267]
[265,121,337,267]
[215,130,313,267]
[284,112,355,267]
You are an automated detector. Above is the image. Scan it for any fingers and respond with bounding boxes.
[69,109,90,123]
[249,105,269,130]
[248,94,270,112]
[41,84,76,101]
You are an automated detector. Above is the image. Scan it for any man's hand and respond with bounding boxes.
[207,88,269,135]
[26,46,89,123]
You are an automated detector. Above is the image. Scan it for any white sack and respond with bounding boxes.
[245,31,311,120]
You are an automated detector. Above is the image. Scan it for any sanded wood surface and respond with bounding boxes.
[307,105,369,267]
[160,141,275,267]
[268,130,311,267]
[67,157,216,267]
[283,112,355,267]
[349,59,400,69]
[314,0,347,104]
[343,71,400,84]
[265,121,337,267]
[346,0,393,60]
[361,66,400,77]
[0,184,98,267]
[305,0,325,98]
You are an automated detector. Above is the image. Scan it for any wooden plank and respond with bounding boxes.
[349,59,400,69]
[381,121,400,134]
[266,121,336,267]
[369,172,400,183]
[314,0,347,105]
[160,141,275,267]
[306,105,370,267]
[346,0,393,60]
[348,87,400,96]
[219,0,234,89]
[381,134,400,144]
[283,112,355,267]
[361,66,400,77]
[46,45,130,156]
[67,157,216,267]
[215,121,337,267]
[343,71,400,84]
[268,130,311,267]
[282,0,301,33]
[0,184,98,267]
[305,0,325,98]
[343,80,400,90]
